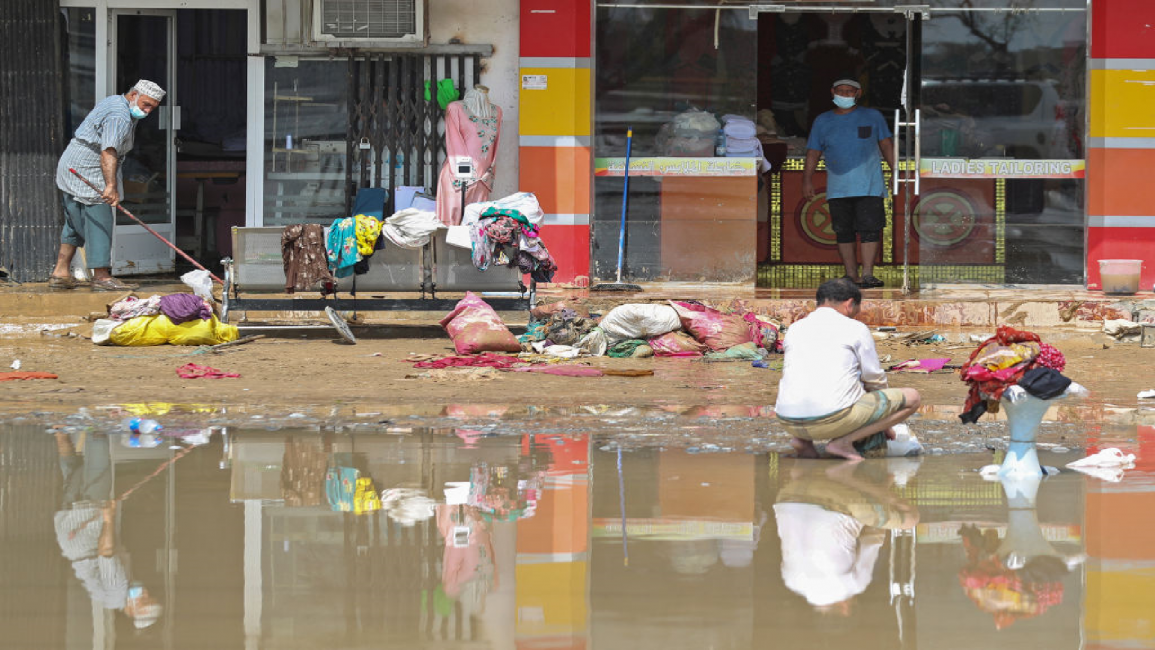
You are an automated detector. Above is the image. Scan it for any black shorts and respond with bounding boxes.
[827,196,885,244]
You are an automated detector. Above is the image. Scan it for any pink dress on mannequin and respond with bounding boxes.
[436,99,502,225]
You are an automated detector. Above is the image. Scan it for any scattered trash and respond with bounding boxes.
[602,368,654,377]
[1066,448,1136,482]
[0,371,57,382]
[671,301,755,351]
[180,269,215,302]
[1139,389,1155,399]
[412,354,520,369]
[405,367,499,382]
[176,363,241,379]
[1104,319,1142,340]
[9,360,20,370]
[507,365,604,377]
[752,358,769,368]
[889,358,952,373]
[607,339,651,358]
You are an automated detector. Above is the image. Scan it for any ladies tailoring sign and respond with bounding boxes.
[920,158,1086,179]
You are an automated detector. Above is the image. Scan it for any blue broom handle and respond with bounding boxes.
[616,128,633,283]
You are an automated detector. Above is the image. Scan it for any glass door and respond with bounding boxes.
[109,8,177,275]
[914,4,1087,288]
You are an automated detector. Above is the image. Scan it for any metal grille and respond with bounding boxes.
[0,0,66,282]
[320,0,416,38]
[344,52,482,215]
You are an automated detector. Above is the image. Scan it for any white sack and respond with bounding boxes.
[92,319,121,346]
[599,304,682,344]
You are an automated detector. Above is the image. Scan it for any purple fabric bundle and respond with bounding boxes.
[159,293,212,324]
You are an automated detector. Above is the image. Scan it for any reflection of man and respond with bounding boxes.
[774,279,920,460]
[774,460,919,614]
[53,432,162,630]
[802,78,895,288]
[50,80,165,292]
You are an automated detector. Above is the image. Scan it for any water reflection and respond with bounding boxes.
[6,424,1155,648]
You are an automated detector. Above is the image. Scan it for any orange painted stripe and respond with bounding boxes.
[1088,147,1155,216]
[519,146,591,214]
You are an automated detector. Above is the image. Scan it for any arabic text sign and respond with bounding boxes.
[594,157,759,177]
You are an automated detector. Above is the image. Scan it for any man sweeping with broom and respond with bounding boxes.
[49,80,165,291]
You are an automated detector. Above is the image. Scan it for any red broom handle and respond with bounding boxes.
[68,168,224,285]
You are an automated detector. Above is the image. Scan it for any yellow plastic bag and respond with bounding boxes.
[354,477,382,514]
[109,314,240,346]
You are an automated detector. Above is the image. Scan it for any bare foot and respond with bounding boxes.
[823,439,864,462]
[789,437,820,459]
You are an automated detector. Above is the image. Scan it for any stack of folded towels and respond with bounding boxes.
[721,114,770,172]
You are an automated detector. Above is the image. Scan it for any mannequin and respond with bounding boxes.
[436,85,503,225]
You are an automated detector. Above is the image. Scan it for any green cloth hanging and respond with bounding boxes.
[423,79,460,110]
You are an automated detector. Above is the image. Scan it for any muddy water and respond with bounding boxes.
[2,424,1153,649]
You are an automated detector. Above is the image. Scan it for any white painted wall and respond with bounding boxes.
[431,0,520,199]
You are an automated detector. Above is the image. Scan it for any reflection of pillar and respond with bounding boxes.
[515,434,589,650]
[889,529,917,650]
[482,522,517,650]
[243,500,262,650]
[997,476,1057,562]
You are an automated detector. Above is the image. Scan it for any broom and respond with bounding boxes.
[592,128,642,292]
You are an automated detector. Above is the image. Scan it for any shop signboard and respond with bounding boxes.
[920,158,1086,179]
[594,156,759,177]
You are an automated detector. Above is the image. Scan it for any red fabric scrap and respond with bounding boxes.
[412,354,521,369]
[0,371,58,381]
[176,363,241,379]
[506,366,604,377]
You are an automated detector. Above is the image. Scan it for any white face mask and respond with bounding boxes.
[129,99,148,120]
[833,95,857,109]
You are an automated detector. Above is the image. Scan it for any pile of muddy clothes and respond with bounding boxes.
[280,191,557,293]
[92,292,237,347]
[958,326,1071,423]
[457,192,556,282]
[280,207,443,293]
[517,300,782,360]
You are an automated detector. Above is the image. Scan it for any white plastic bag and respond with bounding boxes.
[885,423,923,457]
[91,319,121,346]
[181,269,214,302]
[598,304,682,344]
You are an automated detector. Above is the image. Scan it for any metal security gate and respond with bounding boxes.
[345,52,484,215]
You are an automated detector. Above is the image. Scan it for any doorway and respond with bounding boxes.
[61,3,251,277]
[754,4,1087,290]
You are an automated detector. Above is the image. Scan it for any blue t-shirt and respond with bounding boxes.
[806,107,892,199]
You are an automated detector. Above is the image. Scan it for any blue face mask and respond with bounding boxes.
[833,95,857,109]
[129,100,148,120]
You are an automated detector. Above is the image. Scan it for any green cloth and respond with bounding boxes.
[702,342,765,362]
[608,340,647,358]
[480,207,531,226]
[423,79,460,110]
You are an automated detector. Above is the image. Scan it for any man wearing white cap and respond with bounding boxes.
[802,77,895,289]
[49,80,165,291]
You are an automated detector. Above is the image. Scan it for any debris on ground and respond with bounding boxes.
[176,363,241,379]
[0,371,58,381]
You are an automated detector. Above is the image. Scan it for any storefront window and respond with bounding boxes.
[263,57,349,227]
[61,7,96,134]
[594,7,758,282]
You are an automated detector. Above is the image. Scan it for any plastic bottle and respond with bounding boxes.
[715,130,727,157]
[123,417,163,435]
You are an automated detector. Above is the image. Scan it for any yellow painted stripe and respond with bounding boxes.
[519,67,591,137]
[1089,69,1155,138]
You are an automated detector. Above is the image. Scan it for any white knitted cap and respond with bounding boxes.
[133,79,166,101]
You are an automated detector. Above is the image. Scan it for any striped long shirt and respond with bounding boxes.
[55,95,137,204]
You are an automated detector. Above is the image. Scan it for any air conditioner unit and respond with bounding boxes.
[312,0,428,46]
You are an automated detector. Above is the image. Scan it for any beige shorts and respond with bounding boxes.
[777,389,907,442]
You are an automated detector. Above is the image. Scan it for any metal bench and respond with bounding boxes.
[220,226,535,323]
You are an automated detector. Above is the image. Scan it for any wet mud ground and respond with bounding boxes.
[0,324,1151,452]
[4,320,1155,648]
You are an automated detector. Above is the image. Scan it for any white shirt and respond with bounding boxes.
[774,502,883,607]
[774,306,887,419]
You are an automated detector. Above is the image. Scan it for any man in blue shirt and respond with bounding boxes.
[803,79,895,289]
